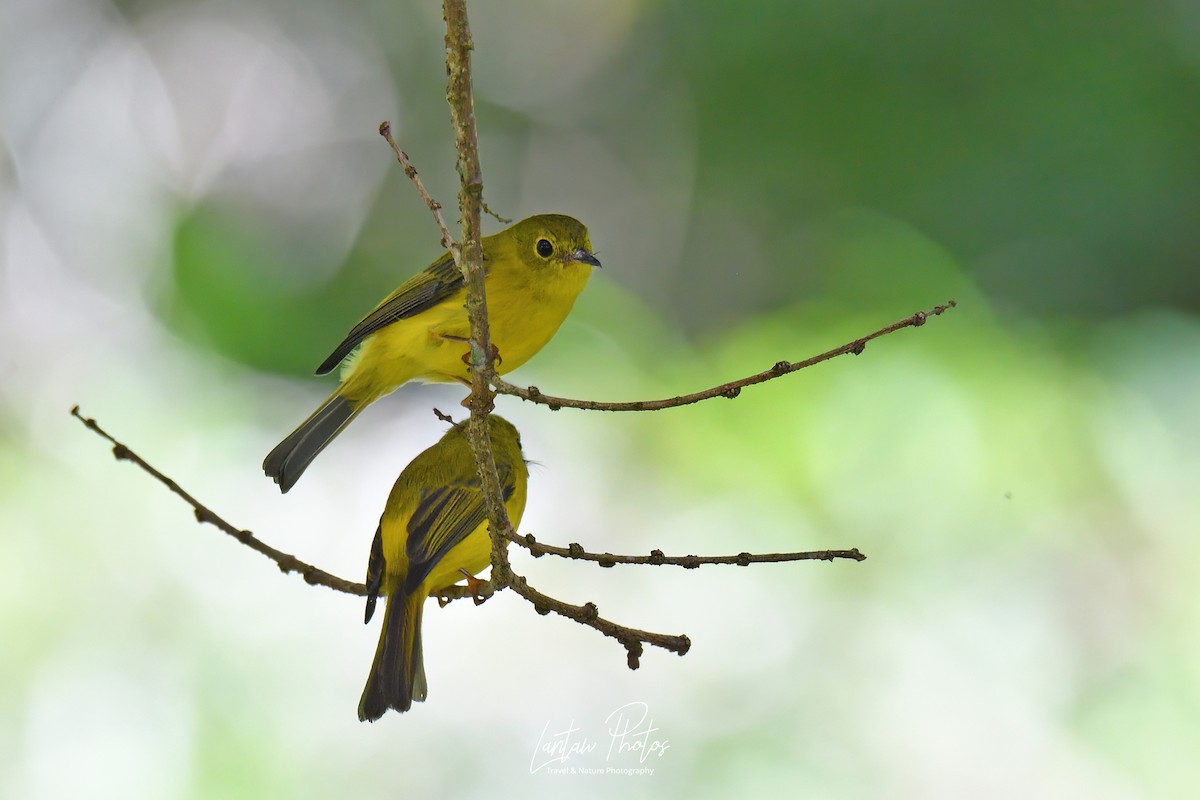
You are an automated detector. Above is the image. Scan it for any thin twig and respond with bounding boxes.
[378,122,460,257]
[437,575,690,668]
[435,535,864,604]
[491,300,958,412]
[509,575,690,667]
[509,533,866,567]
[481,199,511,225]
[69,406,367,596]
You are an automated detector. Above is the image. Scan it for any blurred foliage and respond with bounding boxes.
[152,0,1200,371]
[661,0,1200,315]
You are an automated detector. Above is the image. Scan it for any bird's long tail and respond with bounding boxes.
[262,391,363,493]
[359,589,427,722]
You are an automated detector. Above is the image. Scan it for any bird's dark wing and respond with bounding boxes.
[315,252,466,375]
[363,523,385,624]
[402,464,515,595]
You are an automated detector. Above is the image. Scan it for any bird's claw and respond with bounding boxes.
[458,567,488,605]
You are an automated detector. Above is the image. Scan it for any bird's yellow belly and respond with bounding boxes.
[420,522,494,595]
[486,285,579,373]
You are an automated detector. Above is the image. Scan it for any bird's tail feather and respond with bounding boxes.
[358,590,427,722]
[262,391,362,493]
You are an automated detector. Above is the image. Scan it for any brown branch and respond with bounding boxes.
[436,535,864,598]
[436,529,865,666]
[380,7,517,597]
[442,0,517,595]
[481,199,511,225]
[508,575,690,667]
[429,2,700,667]
[437,574,689,666]
[69,406,367,596]
[508,533,867,567]
[492,300,958,412]
[378,122,460,257]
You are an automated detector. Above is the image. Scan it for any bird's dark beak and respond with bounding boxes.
[569,247,602,268]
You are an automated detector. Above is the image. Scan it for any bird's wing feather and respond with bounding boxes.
[403,462,515,594]
[363,523,385,624]
[315,252,467,375]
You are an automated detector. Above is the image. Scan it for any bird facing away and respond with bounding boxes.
[357,414,528,721]
[263,214,598,492]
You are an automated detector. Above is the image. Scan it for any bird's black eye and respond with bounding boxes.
[535,239,554,258]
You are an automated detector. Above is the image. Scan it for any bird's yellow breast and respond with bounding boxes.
[484,252,593,372]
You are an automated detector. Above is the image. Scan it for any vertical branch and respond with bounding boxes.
[442,0,514,589]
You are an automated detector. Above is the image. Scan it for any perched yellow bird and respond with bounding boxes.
[358,414,528,721]
[264,214,597,492]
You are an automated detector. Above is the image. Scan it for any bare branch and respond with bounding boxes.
[509,533,867,567]
[509,574,690,667]
[69,406,367,596]
[492,300,958,412]
[481,199,512,225]
[442,0,517,595]
[378,122,460,257]
[437,574,690,667]
[436,3,695,668]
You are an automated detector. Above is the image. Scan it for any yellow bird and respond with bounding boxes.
[358,414,528,721]
[264,214,597,492]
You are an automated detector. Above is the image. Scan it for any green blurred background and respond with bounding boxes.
[3,0,1198,797]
